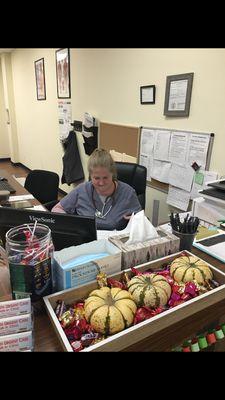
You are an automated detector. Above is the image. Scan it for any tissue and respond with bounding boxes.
[126,210,159,244]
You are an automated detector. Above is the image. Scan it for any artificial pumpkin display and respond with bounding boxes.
[84,286,137,335]
[127,273,171,308]
[170,255,213,285]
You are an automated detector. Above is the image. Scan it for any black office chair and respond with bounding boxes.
[115,162,147,210]
[24,169,59,208]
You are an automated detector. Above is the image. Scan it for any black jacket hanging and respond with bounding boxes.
[61,130,84,185]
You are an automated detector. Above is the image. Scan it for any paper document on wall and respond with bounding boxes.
[151,160,171,184]
[190,170,219,200]
[82,112,96,138]
[169,131,189,164]
[153,130,171,161]
[139,128,155,181]
[168,79,188,111]
[58,101,72,141]
[83,112,95,128]
[166,185,191,211]
[139,154,153,181]
[186,133,210,169]
[169,163,194,192]
[140,128,155,155]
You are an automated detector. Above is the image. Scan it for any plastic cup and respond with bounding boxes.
[171,346,182,352]
[221,324,225,334]
[172,230,196,251]
[198,335,208,349]
[215,327,225,340]
[206,332,217,345]
[191,341,200,352]
[182,341,191,352]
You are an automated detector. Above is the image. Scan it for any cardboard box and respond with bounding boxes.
[108,227,180,270]
[0,313,33,336]
[0,298,31,319]
[53,239,122,291]
[44,251,225,352]
[0,331,33,352]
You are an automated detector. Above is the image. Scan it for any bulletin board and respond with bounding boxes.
[99,122,140,158]
[139,126,214,193]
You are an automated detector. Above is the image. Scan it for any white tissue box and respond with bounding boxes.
[108,227,180,270]
[53,239,122,291]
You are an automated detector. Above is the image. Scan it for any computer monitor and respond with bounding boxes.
[0,207,97,251]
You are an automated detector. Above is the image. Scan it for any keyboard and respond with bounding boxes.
[0,180,16,193]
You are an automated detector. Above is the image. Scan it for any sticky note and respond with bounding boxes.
[194,172,204,185]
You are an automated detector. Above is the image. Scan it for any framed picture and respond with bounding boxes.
[56,48,71,99]
[34,58,46,100]
[164,72,194,117]
[140,85,156,104]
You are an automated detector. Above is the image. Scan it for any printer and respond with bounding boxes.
[192,179,225,225]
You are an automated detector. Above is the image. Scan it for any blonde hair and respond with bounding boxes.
[88,148,117,180]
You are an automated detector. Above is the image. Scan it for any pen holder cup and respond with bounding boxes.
[172,230,196,251]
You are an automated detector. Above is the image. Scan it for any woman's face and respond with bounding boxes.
[91,167,114,196]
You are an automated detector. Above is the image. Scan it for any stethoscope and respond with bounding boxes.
[92,182,116,219]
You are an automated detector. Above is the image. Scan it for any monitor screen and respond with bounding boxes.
[0,207,97,251]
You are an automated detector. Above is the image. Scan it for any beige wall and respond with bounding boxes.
[0,60,10,158]
[2,48,225,222]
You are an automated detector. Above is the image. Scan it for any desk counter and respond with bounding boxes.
[2,170,224,351]
[0,169,40,207]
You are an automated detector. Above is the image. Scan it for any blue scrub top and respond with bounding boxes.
[60,180,142,230]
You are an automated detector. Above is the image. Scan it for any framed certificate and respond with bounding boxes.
[140,85,156,104]
[164,73,194,117]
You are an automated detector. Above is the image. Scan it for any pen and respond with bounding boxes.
[170,214,199,234]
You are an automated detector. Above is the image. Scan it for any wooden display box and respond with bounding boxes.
[44,251,225,352]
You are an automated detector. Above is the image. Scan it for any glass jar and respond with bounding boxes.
[0,245,12,301]
[6,223,54,313]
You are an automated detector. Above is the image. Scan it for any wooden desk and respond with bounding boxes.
[0,169,40,207]
[33,247,225,352]
[0,170,59,350]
